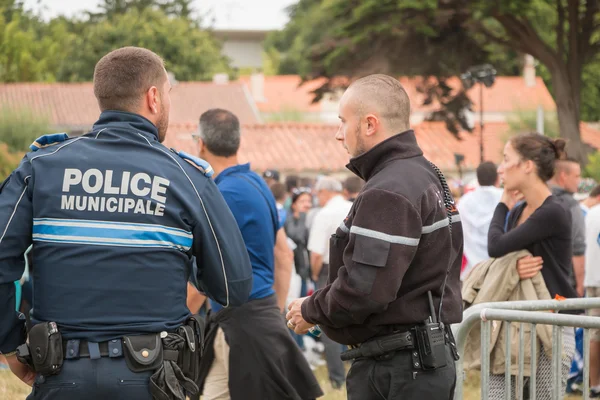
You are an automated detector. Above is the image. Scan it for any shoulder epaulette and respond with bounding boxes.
[171,148,214,178]
[29,133,69,152]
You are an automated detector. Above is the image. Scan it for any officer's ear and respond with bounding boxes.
[146,86,161,115]
[364,114,380,137]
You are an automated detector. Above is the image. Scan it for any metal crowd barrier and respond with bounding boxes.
[452,298,600,400]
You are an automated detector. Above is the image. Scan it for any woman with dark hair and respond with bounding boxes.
[285,188,313,297]
[487,133,577,399]
[284,188,313,349]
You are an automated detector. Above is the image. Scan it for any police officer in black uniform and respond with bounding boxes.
[0,46,253,399]
[287,74,463,399]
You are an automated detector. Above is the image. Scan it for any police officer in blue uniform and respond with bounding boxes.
[0,46,253,399]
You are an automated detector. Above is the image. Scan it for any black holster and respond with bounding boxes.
[147,314,205,400]
[177,314,204,383]
[26,322,63,376]
[341,331,415,361]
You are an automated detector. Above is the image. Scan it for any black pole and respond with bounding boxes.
[479,82,484,163]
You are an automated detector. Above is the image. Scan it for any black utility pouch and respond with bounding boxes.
[122,334,163,373]
[178,314,205,382]
[28,322,63,376]
[414,322,447,370]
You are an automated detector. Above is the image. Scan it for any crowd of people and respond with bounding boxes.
[2,45,599,400]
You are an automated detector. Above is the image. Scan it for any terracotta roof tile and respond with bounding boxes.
[239,75,555,114]
[239,75,324,113]
[165,121,600,173]
[0,82,260,130]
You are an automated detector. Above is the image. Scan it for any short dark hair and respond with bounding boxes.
[343,176,364,194]
[509,133,567,182]
[590,184,600,198]
[476,162,498,186]
[199,109,241,157]
[93,47,166,112]
[270,182,286,202]
[348,74,411,132]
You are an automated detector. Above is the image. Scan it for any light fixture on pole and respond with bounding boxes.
[460,64,497,163]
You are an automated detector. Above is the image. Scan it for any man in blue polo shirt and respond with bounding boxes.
[190,109,322,400]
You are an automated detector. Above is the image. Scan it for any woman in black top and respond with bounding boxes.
[284,188,313,350]
[487,132,576,399]
[285,189,313,285]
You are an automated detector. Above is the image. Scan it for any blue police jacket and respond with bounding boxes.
[0,111,253,353]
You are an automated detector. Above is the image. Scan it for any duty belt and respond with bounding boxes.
[341,330,414,361]
[62,339,180,362]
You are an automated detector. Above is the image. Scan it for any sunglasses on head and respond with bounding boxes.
[292,187,312,195]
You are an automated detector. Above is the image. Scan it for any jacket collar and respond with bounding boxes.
[92,110,159,142]
[346,130,422,181]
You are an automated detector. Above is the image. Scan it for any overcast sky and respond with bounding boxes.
[24,0,296,30]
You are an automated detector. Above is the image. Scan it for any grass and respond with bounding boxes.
[0,370,30,399]
[0,367,585,399]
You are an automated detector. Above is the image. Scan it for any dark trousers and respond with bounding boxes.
[27,357,152,400]
[346,346,456,400]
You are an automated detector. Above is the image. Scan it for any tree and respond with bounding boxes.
[0,1,228,83]
[91,0,194,20]
[56,8,231,82]
[277,0,600,162]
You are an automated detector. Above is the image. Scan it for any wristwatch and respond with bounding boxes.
[2,350,17,357]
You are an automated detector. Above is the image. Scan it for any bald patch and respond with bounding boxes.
[346,74,411,132]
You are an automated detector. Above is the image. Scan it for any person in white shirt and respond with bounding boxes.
[307,176,352,389]
[584,185,600,396]
[457,161,503,280]
[581,185,600,217]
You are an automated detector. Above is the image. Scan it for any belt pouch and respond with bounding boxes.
[179,314,204,382]
[122,334,163,373]
[28,322,63,376]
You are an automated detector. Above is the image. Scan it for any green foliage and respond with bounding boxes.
[0,142,22,181]
[57,8,230,82]
[584,151,600,182]
[0,0,229,83]
[0,107,51,152]
[91,0,195,20]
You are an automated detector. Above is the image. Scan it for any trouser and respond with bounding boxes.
[317,264,346,385]
[203,328,230,400]
[346,346,456,400]
[27,357,153,400]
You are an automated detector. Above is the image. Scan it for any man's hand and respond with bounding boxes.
[286,297,314,334]
[6,354,36,386]
[516,256,543,280]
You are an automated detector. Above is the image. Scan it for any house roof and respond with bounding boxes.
[238,75,556,115]
[165,121,600,173]
[0,81,261,130]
